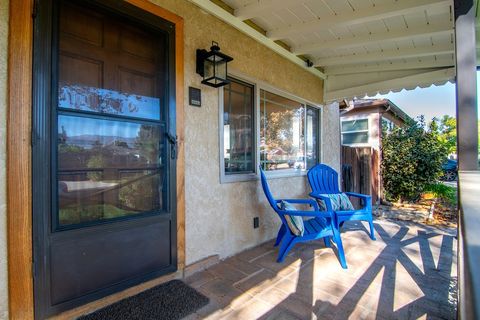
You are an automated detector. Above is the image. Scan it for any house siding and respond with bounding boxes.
[381,111,408,127]
[0,1,339,316]
[341,111,381,150]
[341,104,410,151]
[323,102,341,173]
[0,0,9,318]
[145,0,331,265]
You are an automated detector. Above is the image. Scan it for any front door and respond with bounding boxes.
[32,1,177,318]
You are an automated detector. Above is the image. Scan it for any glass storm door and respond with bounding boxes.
[32,1,177,318]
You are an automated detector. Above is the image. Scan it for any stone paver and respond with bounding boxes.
[185,219,457,320]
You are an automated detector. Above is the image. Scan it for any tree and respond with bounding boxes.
[135,125,160,164]
[86,154,105,181]
[430,115,456,155]
[260,108,304,157]
[382,117,448,202]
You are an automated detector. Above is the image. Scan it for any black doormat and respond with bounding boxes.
[78,280,209,320]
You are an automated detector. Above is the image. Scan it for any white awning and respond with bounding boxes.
[189,0,479,101]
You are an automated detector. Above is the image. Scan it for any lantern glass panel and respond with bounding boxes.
[216,60,227,81]
[204,59,215,79]
[206,53,224,63]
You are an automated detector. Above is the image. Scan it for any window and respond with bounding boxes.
[259,90,320,172]
[341,119,369,145]
[222,78,255,174]
[382,117,395,133]
[220,77,322,180]
[306,106,320,169]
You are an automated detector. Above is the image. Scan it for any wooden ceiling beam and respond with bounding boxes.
[325,59,455,75]
[293,23,453,54]
[268,0,452,40]
[234,0,294,20]
[314,45,454,67]
[187,0,326,79]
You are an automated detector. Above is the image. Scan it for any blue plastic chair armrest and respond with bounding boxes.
[344,192,371,200]
[344,192,372,209]
[309,192,334,212]
[279,209,332,219]
[278,198,319,210]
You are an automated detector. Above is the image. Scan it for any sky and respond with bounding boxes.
[368,71,480,122]
[59,115,142,138]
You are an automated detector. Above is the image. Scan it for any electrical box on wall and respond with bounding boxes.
[253,217,259,229]
[189,86,201,107]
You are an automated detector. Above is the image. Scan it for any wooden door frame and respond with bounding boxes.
[7,1,184,319]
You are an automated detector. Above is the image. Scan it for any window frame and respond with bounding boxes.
[219,75,258,183]
[381,116,395,133]
[306,105,321,170]
[219,71,323,183]
[341,117,370,147]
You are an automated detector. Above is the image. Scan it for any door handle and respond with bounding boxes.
[166,132,178,160]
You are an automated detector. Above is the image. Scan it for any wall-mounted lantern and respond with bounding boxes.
[196,41,233,88]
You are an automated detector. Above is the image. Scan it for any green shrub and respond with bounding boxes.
[424,183,457,206]
[381,117,447,202]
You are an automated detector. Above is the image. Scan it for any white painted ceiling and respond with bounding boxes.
[191,0,479,101]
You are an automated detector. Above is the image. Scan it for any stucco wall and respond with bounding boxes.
[0,9,339,318]
[323,102,341,174]
[145,0,339,265]
[0,0,8,318]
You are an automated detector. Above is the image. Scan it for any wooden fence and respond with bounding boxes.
[341,146,381,205]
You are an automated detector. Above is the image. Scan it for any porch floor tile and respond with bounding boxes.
[185,219,457,320]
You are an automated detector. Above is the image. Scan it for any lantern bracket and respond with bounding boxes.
[196,49,208,77]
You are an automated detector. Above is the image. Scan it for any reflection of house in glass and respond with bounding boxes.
[59,84,161,120]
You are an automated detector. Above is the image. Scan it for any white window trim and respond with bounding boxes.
[219,69,323,183]
[341,117,370,147]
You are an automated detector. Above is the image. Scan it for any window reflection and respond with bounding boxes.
[58,84,160,120]
[306,107,319,169]
[260,90,305,171]
[57,115,164,226]
[223,79,254,174]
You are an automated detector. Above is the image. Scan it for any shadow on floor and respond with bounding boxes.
[185,219,457,320]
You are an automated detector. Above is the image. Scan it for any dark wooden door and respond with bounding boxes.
[33,1,177,318]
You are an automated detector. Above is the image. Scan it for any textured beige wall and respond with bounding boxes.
[0,0,337,315]
[146,0,337,264]
[323,102,341,174]
[0,5,336,308]
[0,0,8,318]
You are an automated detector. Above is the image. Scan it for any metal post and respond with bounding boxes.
[454,3,479,320]
[454,0,478,171]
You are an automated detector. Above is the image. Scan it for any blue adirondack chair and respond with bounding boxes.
[307,164,376,240]
[259,167,347,268]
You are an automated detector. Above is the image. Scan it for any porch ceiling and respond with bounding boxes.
[190,0,480,101]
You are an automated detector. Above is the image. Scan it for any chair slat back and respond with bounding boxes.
[307,164,340,194]
[259,167,279,210]
[259,167,289,225]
